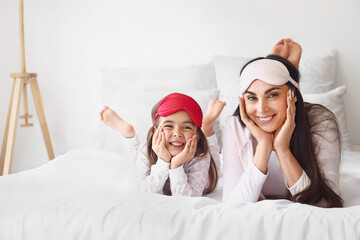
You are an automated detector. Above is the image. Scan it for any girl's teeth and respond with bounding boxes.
[171,142,183,146]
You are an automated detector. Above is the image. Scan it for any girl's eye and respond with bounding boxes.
[183,126,193,130]
[163,125,173,128]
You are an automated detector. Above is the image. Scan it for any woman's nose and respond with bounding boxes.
[257,100,269,113]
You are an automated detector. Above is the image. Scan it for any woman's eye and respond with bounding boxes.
[268,93,279,98]
[247,96,256,101]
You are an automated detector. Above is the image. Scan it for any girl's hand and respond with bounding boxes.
[170,135,198,169]
[152,126,172,162]
[239,96,273,148]
[274,90,296,152]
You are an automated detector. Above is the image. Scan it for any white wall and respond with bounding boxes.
[1,0,360,173]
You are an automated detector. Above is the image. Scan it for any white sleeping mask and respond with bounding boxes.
[239,59,299,95]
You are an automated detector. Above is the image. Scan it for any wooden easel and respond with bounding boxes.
[0,0,54,175]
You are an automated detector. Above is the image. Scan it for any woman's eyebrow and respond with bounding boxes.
[244,90,256,95]
[245,87,281,95]
[264,87,281,94]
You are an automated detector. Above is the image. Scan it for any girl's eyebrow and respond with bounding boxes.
[162,120,195,126]
[245,87,281,96]
[183,121,195,126]
[162,120,174,124]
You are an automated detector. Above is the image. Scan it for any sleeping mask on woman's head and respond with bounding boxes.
[239,59,300,95]
[153,93,203,127]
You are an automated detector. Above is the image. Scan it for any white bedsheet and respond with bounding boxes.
[0,149,359,239]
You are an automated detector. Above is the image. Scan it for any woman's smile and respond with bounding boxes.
[257,114,276,123]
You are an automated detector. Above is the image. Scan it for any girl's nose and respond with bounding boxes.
[173,128,183,137]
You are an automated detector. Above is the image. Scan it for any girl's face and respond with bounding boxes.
[243,80,289,133]
[157,110,198,156]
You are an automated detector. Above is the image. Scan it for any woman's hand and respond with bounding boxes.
[170,135,198,169]
[274,89,296,153]
[239,96,273,174]
[239,96,273,148]
[152,126,172,162]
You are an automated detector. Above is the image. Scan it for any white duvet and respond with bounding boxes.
[1,149,359,240]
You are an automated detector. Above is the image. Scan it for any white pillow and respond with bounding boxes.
[101,62,217,92]
[303,85,351,151]
[212,55,251,125]
[93,88,220,152]
[212,51,337,125]
[299,50,337,94]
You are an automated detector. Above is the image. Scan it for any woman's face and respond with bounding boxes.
[157,110,198,156]
[243,80,289,133]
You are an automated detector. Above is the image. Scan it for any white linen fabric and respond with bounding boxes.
[222,108,341,204]
[0,148,359,239]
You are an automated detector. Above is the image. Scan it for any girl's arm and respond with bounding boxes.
[169,153,211,197]
[134,146,170,194]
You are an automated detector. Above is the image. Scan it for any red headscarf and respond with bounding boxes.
[153,93,203,127]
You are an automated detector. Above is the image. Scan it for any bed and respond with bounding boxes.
[1,52,359,239]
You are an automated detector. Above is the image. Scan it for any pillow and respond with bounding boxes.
[101,62,217,92]
[212,55,251,125]
[92,88,220,152]
[212,51,337,125]
[299,50,337,94]
[303,85,351,151]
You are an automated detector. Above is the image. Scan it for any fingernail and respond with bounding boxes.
[289,89,292,100]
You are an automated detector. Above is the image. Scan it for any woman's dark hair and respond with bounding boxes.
[233,54,343,207]
[146,101,218,195]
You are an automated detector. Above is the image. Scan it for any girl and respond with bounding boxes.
[100,93,225,197]
[222,39,343,207]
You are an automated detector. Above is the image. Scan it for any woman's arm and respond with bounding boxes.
[222,117,269,202]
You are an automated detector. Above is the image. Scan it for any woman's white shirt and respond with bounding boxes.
[222,109,340,203]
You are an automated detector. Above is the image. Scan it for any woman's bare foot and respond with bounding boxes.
[271,38,302,69]
[271,38,290,59]
[202,98,226,137]
[287,39,302,69]
[100,106,135,138]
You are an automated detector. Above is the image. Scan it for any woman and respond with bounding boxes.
[222,39,343,207]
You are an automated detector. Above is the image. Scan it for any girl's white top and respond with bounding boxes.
[125,133,220,197]
[222,109,341,203]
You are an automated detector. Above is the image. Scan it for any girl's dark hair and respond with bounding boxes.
[233,54,343,207]
[146,101,218,195]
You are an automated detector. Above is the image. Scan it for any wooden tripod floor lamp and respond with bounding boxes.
[0,0,55,175]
